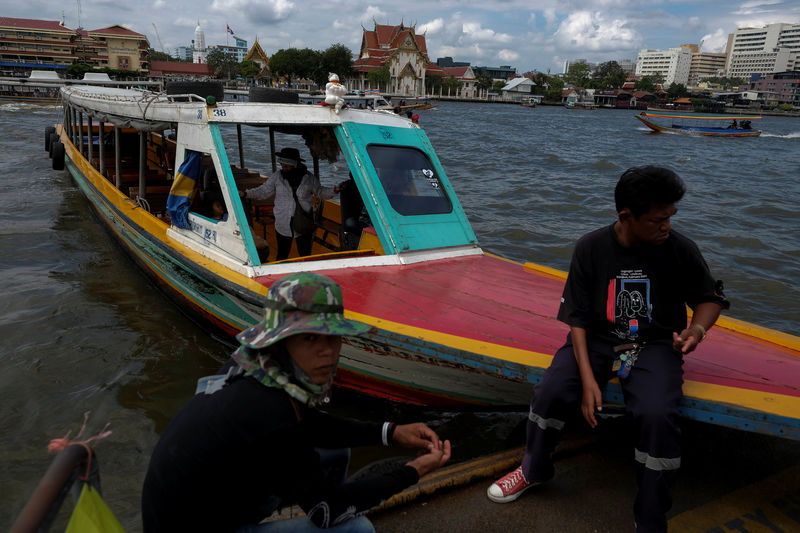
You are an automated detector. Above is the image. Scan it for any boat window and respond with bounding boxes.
[366,145,452,216]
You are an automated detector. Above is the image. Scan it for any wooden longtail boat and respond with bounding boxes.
[635,112,763,137]
[47,84,799,440]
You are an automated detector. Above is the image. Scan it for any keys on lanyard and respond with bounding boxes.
[612,343,642,380]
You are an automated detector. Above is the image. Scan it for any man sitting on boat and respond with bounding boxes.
[487,166,729,533]
[241,148,339,261]
[142,272,451,532]
[728,119,738,129]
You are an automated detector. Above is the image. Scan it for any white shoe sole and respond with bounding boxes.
[486,481,537,503]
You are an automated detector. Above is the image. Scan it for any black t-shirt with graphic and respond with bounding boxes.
[557,223,727,343]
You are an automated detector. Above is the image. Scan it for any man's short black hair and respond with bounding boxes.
[615,166,686,217]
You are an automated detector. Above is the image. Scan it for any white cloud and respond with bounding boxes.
[542,8,557,28]
[361,5,387,25]
[209,0,295,24]
[461,22,512,43]
[700,29,728,53]
[153,0,166,8]
[553,11,640,52]
[498,49,519,61]
[419,18,444,35]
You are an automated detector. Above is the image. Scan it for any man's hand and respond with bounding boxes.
[392,422,441,450]
[673,327,702,354]
[406,439,452,478]
[581,378,603,428]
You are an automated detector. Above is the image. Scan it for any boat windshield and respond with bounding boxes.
[366,145,452,216]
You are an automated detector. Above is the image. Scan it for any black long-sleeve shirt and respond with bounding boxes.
[142,376,418,532]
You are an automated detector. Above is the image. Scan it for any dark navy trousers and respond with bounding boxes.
[521,336,684,533]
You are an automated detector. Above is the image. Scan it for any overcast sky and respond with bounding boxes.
[8,0,800,73]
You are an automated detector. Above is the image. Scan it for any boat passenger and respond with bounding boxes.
[142,272,452,533]
[728,119,738,129]
[241,148,339,261]
[487,166,729,533]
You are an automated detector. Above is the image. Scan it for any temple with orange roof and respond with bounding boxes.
[351,22,443,96]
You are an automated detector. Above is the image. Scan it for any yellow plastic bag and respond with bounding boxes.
[65,483,126,533]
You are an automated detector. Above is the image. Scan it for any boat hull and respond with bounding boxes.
[50,94,800,439]
[635,114,762,137]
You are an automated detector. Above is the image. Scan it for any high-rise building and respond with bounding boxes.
[635,47,692,86]
[725,23,800,79]
[174,46,192,61]
[689,51,726,86]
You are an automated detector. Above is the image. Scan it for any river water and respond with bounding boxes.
[1,101,798,530]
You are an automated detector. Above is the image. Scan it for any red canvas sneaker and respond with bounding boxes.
[487,466,535,503]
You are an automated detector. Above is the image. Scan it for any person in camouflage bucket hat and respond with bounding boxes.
[232,272,372,407]
[142,272,452,533]
[237,272,371,351]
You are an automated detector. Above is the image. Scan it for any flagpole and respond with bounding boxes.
[226,22,229,46]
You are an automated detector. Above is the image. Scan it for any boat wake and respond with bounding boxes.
[760,131,800,138]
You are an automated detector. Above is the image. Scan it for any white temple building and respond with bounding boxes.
[192,20,207,64]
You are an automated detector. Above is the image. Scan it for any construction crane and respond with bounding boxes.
[152,22,165,53]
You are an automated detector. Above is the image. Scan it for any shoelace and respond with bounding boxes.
[499,468,527,492]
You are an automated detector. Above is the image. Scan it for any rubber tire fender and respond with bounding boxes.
[248,87,299,104]
[166,81,224,102]
[45,126,56,152]
[48,133,58,158]
[52,141,65,170]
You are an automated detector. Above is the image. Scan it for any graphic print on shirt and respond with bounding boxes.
[606,269,652,340]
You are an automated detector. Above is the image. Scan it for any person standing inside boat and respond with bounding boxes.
[487,166,729,533]
[142,272,451,533]
[242,147,339,261]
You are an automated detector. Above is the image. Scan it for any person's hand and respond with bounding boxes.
[673,326,702,355]
[406,439,451,478]
[581,378,603,428]
[238,189,246,199]
[392,422,440,450]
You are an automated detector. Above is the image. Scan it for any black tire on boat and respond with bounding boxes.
[52,141,65,170]
[166,81,224,102]
[45,126,56,152]
[248,87,299,104]
[48,133,58,158]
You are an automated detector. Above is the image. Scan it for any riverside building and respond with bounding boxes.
[0,16,149,76]
[725,23,800,80]
[635,46,692,86]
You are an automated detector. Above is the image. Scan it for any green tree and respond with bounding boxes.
[564,61,592,88]
[491,80,506,92]
[269,48,300,86]
[544,76,564,101]
[148,49,175,62]
[475,72,493,92]
[206,49,238,79]
[367,63,390,92]
[593,61,626,89]
[635,75,663,92]
[297,48,321,86]
[425,73,442,94]
[318,43,353,87]
[240,60,261,80]
[666,82,688,100]
[442,75,462,95]
[66,62,93,79]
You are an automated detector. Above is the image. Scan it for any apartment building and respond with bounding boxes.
[689,51,726,86]
[725,23,800,79]
[635,47,692,86]
[0,17,149,75]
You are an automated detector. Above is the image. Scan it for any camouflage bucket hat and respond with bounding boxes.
[236,272,372,350]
